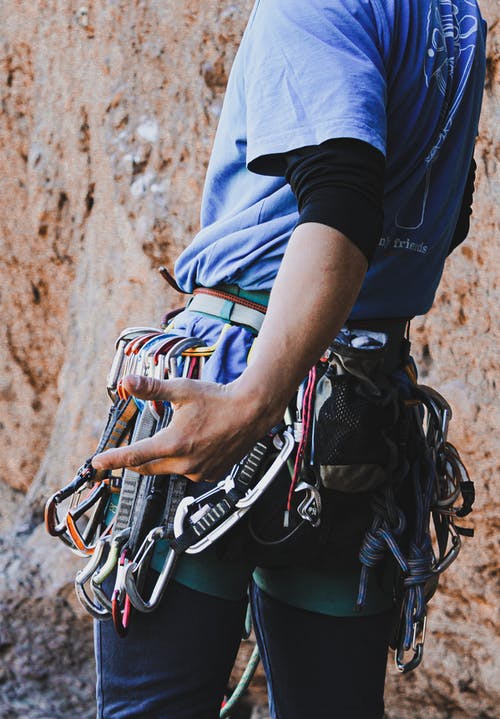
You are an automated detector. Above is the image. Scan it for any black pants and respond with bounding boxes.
[96,579,393,719]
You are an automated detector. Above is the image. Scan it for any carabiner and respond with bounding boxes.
[44,461,95,540]
[233,429,294,510]
[74,536,113,620]
[148,335,188,373]
[432,521,461,574]
[107,327,163,399]
[90,528,131,610]
[65,482,111,555]
[134,333,171,377]
[418,385,452,439]
[164,337,204,378]
[173,429,294,554]
[113,326,164,351]
[295,481,322,528]
[395,615,427,673]
[124,530,179,613]
[415,385,452,451]
[111,549,133,637]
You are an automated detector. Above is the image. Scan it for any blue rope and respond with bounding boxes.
[356,493,408,609]
[400,535,433,648]
[356,372,437,651]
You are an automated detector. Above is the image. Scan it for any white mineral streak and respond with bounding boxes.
[130,171,156,197]
[137,118,159,143]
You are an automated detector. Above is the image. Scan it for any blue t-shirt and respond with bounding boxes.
[175,0,486,318]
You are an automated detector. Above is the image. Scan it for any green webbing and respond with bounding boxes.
[217,283,270,308]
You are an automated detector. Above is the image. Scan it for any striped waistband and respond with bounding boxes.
[187,285,267,334]
[200,284,270,308]
[186,285,410,354]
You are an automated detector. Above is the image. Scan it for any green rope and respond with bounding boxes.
[242,602,253,640]
[219,644,260,718]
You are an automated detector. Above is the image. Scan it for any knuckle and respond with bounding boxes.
[148,377,164,396]
[135,463,153,475]
[185,473,203,484]
[124,448,146,466]
[176,459,193,475]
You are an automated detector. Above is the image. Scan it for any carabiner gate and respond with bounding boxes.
[395,615,427,673]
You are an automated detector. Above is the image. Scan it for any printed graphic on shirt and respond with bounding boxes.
[396,0,480,232]
[395,167,433,231]
[378,237,429,254]
[424,0,480,163]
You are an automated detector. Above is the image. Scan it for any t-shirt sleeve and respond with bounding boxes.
[244,0,389,176]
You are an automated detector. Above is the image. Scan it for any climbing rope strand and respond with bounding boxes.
[286,366,317,513]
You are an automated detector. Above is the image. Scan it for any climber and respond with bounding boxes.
[90,1,486,717]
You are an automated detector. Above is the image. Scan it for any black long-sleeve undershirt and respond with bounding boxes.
[284,138,384,264]
[282,138,475,263]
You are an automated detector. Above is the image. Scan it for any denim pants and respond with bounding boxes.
[95,578,393,719]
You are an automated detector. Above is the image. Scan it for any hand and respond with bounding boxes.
[91,374,283,482]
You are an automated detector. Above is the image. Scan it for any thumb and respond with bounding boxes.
[123,374,196,405]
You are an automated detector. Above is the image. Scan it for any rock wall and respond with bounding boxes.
[0,2,498,717]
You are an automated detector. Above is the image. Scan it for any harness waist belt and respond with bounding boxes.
[188,286,410,368]
[187,288,267,334]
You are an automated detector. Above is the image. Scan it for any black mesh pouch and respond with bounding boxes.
[314,337,403,493]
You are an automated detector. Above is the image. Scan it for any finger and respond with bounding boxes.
[122,375,196,404]
[92,433,176,471]
[129,458,203,482]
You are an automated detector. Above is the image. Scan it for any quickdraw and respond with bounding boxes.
[171,429,294,555]
[45,324,295,641]
[45,320,297,715]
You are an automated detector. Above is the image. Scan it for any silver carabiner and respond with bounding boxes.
[432,521,461,574]
[164,337,204,378]
[395,615,427,673]
[174,429,295,554]
[124,532,178,613]
[113,326,163,351]
[420,385,452,440]
[108,327,162,398]
[237,429,295,509]
[417,385,452,448]
[90,527,131,610]
[134,334,169,377]
[74,536,113,620]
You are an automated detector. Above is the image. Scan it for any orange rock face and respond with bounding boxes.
[0,2,498,717]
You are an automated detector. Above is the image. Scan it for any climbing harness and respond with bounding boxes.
[243,322,474,671]
[45,291,475,715]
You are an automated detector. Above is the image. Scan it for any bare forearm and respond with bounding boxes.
[233,222,368,421]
